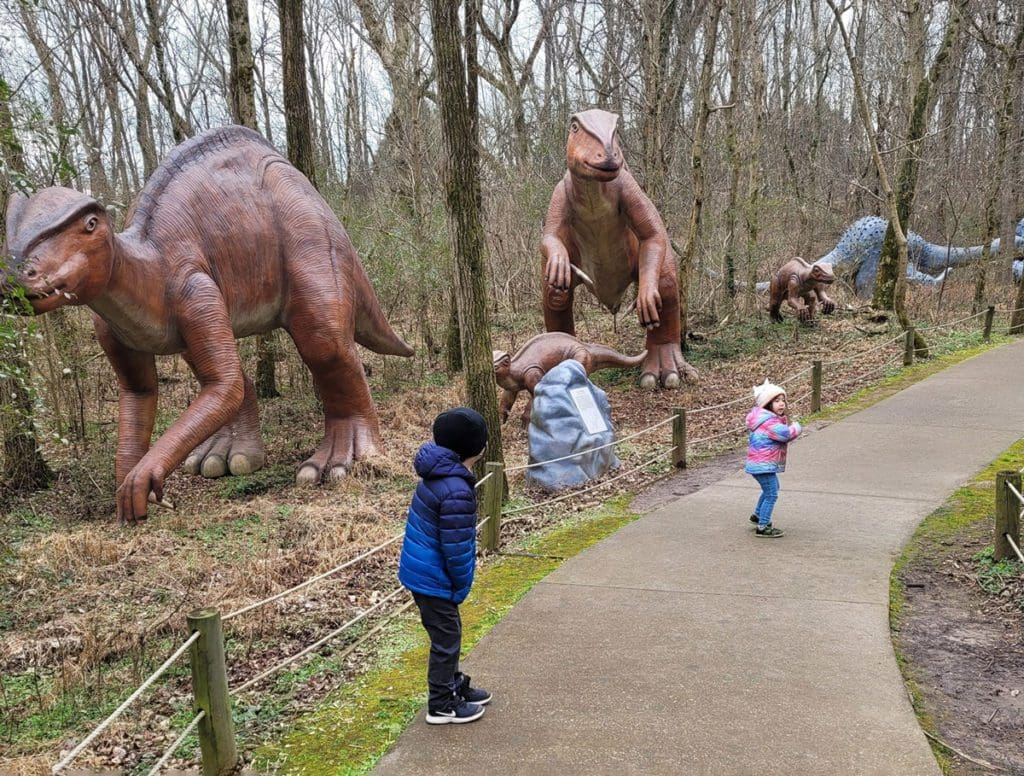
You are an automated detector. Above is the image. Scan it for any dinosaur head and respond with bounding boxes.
[810,261,835,285]
[492,350,516,389]
[566,109,623,182]
[3,187,114,314]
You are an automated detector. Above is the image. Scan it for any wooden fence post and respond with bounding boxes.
[903,327,915,367]
[811,359,822,413]
[994,470,1022,562]
[481,461,504,552]
[186,608,237,776]
[672,408,687,469]
[983,305,995,342]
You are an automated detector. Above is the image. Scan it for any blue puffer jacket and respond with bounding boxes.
[398,442,478,603]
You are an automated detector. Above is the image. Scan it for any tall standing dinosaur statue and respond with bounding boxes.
[820,215,1024,295]
[2,125,413,524]
[540,109,698,389]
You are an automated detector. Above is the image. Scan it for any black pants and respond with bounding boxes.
[412,592,463,711]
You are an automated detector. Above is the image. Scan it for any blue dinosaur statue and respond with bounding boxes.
[820,216,1024,295]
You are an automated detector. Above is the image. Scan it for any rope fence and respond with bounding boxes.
[51,308,1019,774]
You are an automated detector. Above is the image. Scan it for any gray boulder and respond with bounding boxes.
[525,359,620,491]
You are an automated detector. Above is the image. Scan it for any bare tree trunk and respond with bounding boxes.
[429,0,504,467]
[226,0,258,129]
[873,0,964,310]
[278,0,318,188]
[679,0,723,348]
[826,0,924,354]
[975,11,1024,318]
[0,76,54,493]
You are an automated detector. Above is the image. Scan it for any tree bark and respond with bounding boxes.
[278,0,318,189]
[226,0,258,129]
[428,0,504,467]
[873,0,963,310]
[678,0,723,348]
[826,0,925,354]
[0,76,54,493]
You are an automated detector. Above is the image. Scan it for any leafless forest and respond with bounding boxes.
[1,0,1023,772]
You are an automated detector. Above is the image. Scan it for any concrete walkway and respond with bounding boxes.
[374,341,1024,775]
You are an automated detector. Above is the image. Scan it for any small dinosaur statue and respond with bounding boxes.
[768,258,837,322]
[820,215,1024,295]
[493,332,646,426]
[540,109,697,390]
[3,125,413,523]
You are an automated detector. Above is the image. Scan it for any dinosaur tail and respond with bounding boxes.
[588,343,648,370]
[352,259,415,357]
[917,242,987,273]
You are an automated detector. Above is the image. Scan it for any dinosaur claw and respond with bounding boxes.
[663,372,680,389]
[296,464,320,485]
[200,455,227,478]
[639,373,658,391]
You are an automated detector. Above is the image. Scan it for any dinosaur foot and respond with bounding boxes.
[296,416,381,485]
[183,425,266,478]
[639,343,699,390]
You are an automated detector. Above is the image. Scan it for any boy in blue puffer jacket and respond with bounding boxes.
[398,407,493,724]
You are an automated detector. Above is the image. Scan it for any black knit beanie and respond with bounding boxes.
[432,407,488,461]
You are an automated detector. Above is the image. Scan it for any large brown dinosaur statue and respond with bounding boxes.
[541,109,698,390]
[3,125,413,524]
[768,258,837,322]
[493,332,646,426]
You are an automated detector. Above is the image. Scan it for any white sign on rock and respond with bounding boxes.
[569,386,608,435]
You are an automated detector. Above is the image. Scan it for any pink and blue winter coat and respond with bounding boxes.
[745,406,802,474]
[398,442,478,604]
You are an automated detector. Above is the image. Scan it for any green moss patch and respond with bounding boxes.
[256,498,638,775]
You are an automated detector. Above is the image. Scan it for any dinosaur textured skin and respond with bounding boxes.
[540,109,697,390]
[492,332,646,425]
[3,125,413,523]
[768,258,837,322]
[820,215,1024,295]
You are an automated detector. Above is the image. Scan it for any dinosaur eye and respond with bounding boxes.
[84,214,99,233]
[569,120,579,133]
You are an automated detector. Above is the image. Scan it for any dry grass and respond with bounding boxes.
[0,273,1018,773]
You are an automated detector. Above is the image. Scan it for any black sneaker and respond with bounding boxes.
[457,673,492,706]
[426,700,485,725]
[755,525,785,538]
[749,513,759,524]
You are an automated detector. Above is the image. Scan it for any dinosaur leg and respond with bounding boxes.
[640,273,698,389]
[287,311,381,484]
[182,366,265,478]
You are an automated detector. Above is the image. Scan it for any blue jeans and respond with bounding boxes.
[752,473,780,527]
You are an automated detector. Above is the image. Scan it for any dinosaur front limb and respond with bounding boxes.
[182,370,265,477]
[498,388,519,424]
[815,287,836,315]
[95,317,158,492]
[785,275,811,321]
[117,276,245,523]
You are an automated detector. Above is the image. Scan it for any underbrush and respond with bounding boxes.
[1,280,1019,773]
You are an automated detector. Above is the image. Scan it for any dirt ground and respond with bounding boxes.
[2,280,1021,774]
[894,520,1024,774]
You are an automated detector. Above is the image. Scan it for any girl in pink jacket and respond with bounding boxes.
[745,380,802,537]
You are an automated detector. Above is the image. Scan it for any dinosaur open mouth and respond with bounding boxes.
[26,285,69,301]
